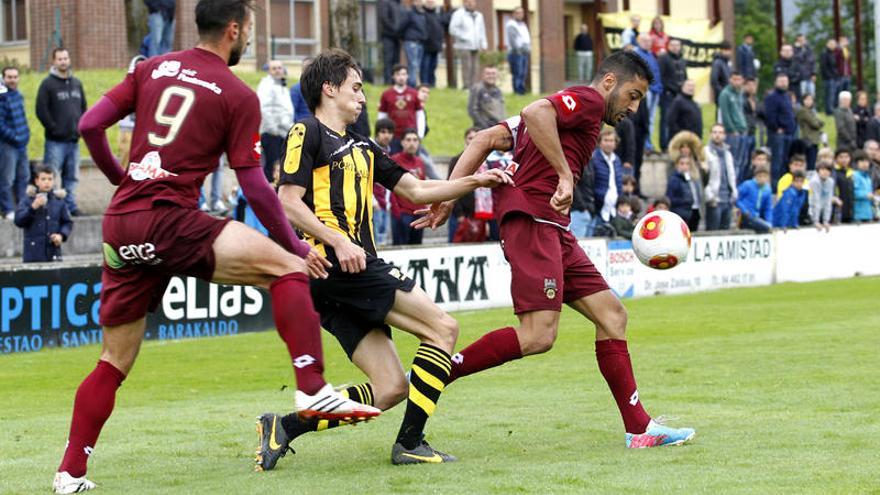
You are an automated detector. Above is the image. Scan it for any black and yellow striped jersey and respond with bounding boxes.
[279,117,407,260]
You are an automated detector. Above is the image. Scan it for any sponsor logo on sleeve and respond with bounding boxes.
[252,133,262,161]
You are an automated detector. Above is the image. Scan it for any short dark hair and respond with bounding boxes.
[464,126,480,139]
[791,170,806,180]
[730,70,742,77]
[392,64,408,75]
[195,0,254,41]
[616,196,631,208]
[34,164,54,177]
[593,50,654,86]
[745,77,757,83]
[401,128,420,141]
[1,66,18,77]
[789,153,806,164]
[719,40,732,49]
[653,196,671,208]
[622,175,638,186]
[752,148,770,160]
[852,149,870,162]
[51,47,68,60]
[301,48,361,114]
[375,118,395,135]
[774,71,789,81]
[417,83,430,91]
[835,148,852,158]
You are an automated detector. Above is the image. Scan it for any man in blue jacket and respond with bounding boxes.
[763,72,796,191]
[736,164,773,232]
[290,57,313,123]
[399,0,427,87]
[772,170,807,228]
[736,34,756,79]
[0,66,29,220]
[144,0,176,57]
[634,34,663,151]
[14,165,72,262]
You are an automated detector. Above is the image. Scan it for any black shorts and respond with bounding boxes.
[310,255,416,358]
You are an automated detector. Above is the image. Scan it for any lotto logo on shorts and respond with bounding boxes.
[293,354,316,368]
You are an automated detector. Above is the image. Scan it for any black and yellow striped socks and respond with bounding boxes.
[395,343,452,449]
[280,383,374,437]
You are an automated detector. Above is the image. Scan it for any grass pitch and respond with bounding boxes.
[2,277,879,494]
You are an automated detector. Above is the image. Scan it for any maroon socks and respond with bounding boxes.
[595,339,651,434]
[448,327,523,383]
[270,272,326,395]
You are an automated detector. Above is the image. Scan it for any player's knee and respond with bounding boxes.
[603,303,628,339]
[519,323,558,355]
[433,313,459,351]
[374,376,408,410]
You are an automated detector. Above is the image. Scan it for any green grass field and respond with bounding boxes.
[3,277,879,494]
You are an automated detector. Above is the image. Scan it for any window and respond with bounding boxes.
[1,0,26,43]
[270,0,318,58]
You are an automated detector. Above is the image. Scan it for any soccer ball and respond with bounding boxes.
[631,210,691,270]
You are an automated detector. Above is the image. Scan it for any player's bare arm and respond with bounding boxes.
[394,167,512,206]
[411,124,513,230]
[278,184,366,274]
[520,99,573,215]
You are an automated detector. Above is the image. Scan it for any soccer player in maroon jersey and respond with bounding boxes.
[415,51,696,448]
[52,2,378,493]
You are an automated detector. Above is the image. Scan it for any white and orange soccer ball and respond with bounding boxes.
[631,210,692,270]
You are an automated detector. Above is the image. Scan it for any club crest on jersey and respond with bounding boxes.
[128,151,178,181]
[543,278,558,299]
[151,60,181,79]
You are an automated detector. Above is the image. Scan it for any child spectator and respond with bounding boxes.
[610,196,636,239]
[620,175,640,204]
[372,118,396,245]
[772,170,807,228]
[852,150,876,222]
[832,148,854,223]
[809,160,835,231]
[650,196,670,211]
[666,155,702,231]
[390,129,427,245]
[736,164,773,233]
[14,165,72,262]
[776,153,807,199]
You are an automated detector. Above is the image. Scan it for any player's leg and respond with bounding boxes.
[568,291,695,447]
[257,330,408,471]
[383,287,460,464]
[211,220,379,419]
[53,318,146,494]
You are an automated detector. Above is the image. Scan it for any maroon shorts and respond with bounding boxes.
[500,213,609,314]
[99,205,230,326]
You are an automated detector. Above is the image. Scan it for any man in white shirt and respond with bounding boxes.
[449,0,487,89]
[505,7,530,95]
[257,60,293,181]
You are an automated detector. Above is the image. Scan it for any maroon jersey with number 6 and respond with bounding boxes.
[494,86,605,226]
[103,48,262,214]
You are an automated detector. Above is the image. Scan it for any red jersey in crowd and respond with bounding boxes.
[379,86,422,139]
[390,151,426,217]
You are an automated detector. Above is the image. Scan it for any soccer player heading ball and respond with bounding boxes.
[415,50,696,448]
[52,1,382,493]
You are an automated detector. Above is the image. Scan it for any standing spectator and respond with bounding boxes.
[36,48,86,216]
[820,39,840,114]
[573,24,594,82]
[809,160,835,230]
[796,93,823,170]
[257,60,293,182]
[852,150,876,222]
[616,117,636,176]
[621,15,640,49]
[710,41,733,105]
[421,0,445,87]
[371,118,395,245]
[666,155,702,231]
[505,7,530,95]
[571,158,595,238]
[144,0,175,57]
[658,38,687,151]
[400,0,427,87]
[591,128,624,227]
[669,130,706,189]
[703,123,738,230]
[853,90,871,148]
[834,90,857,152]
[446,126,479,241]
[379,0,404,83]
[736,34,757,79]
[378,65,424,152]
[719,72,748,181]
[863,139,880,194]
[736,164,773,233]
[631,97,650,179]
[836,36,853,94]
[14,165,72,262]
[634,34,662,151]
[866,103,880,144]
[390,129,427,245]
[773,44,800,99]
[449,0,487,89]
[764,72,796,190]
[832,148,854,223]
[415,84,439,179]
[290,57,312,123]
[0,66,30,220]
[666,79,702,141]
[648,16,669,55]
[772,170,807,228]
[743,77,760,172]
[467,66,505,129]
[793,34,816,100]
